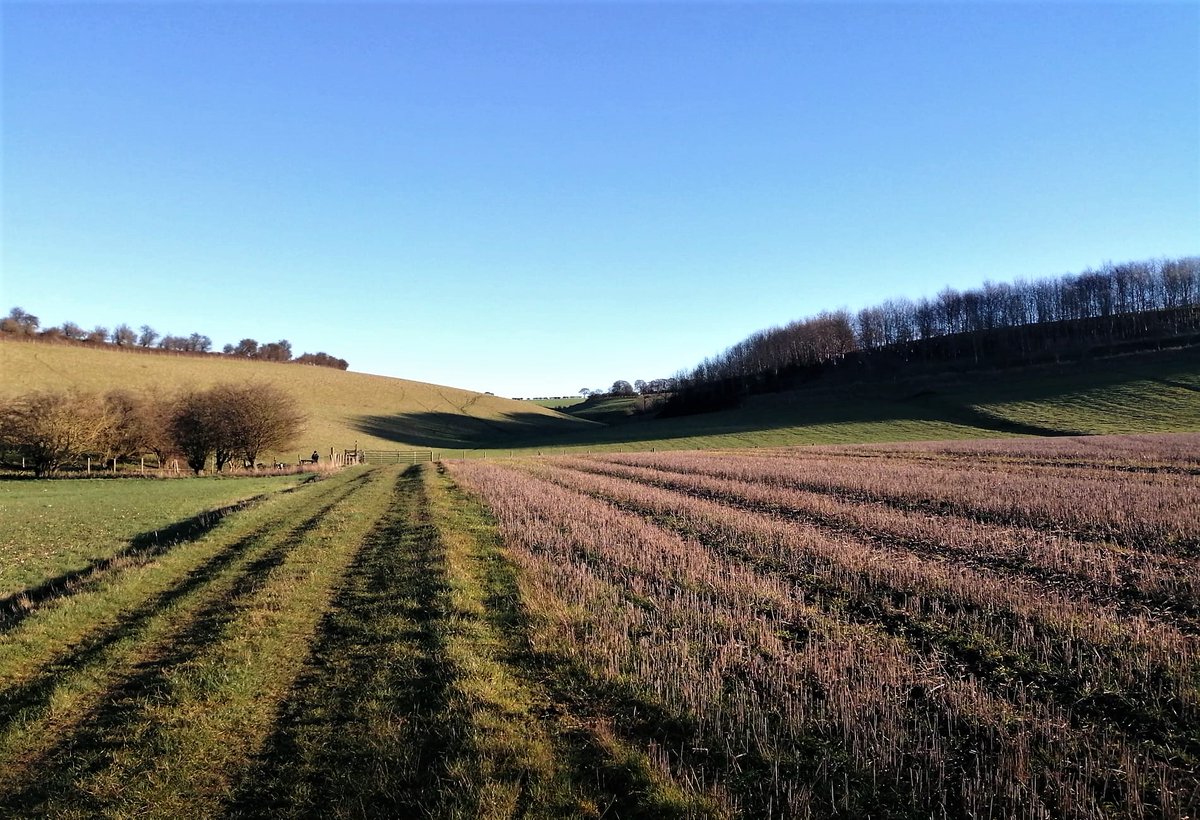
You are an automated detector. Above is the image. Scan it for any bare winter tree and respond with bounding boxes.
[111,324,137,347]
[169,390,222,474]
[0,307,39,335]
[208,382,306,467]
[61,321,88,341]
[168,383,305,473]
[0,390,115,475]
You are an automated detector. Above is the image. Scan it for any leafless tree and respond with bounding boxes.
[111,324,137,347]
[0,390,115,475]
[168,382,305,473]
[169,390,222,474]
[209,382,306,467]
[0,307,39,335]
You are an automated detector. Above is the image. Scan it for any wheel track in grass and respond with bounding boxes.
[527,462,1200,775]
[0,472,369,720]
[229,463,720,819]
[0,469,377,807]
[0,493,265,633]
[8,465,397,818]
[226,464,463,817]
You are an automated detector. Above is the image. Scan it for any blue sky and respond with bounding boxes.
[3,1,1197,398]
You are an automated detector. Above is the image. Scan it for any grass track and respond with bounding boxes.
[229,463,717,818]
[1,463,723,817]
[0,475,310,600]
[0,467,396,816]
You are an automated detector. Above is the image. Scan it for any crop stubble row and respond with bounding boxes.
[446,440,1199,819]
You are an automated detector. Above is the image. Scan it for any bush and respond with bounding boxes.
[169,382,306,474]
[0,390,115,476]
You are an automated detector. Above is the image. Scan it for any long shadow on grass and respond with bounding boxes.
[228,466,463,818]
[0,497,266,633]
[0,475,370,770]
[0,473,374,814]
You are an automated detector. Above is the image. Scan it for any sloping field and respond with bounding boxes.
[0,464,719,818]
[3,340,1197,458]
[2,436,1197,818]
[0,340,592,455]
[526,347,1200,454]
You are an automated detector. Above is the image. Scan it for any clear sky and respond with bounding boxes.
[3,1,1197,398]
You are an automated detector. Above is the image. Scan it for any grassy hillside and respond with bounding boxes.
[492,346,1200,454]
[0,340,592,456]
[3,340,1196,457]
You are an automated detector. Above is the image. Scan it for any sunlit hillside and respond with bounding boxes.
[0,340,593,455]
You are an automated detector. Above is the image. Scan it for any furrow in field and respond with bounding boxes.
[448,461,944,818]
[800,433,1200,473]
[425,464,726,818]
[450,461,1194,819]
[602,451,1200,554]
[558,457,1200,628]
[524,460,1200,772]
[0,468,390,815]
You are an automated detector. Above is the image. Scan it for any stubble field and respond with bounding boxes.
[0,434,1197,818]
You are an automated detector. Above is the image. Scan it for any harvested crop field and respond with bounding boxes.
[1,434,1197,818]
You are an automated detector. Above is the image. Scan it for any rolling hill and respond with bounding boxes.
[0,340,594,456]
[3,339,1197,458]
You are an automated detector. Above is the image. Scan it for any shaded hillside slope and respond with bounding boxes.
[495,347,1200,453]
[0,340,592,453]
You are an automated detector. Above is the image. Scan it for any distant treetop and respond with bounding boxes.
[1,311,349,370]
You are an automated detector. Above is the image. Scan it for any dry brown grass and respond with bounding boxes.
[446,437,1200,818]
[0,339,589,455]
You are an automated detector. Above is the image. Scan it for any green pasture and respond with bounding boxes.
[447,347,1200,456]
[525,397,585,409]
[0,475,309,600]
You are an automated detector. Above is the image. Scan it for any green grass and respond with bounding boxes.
[525,397,586,409]
[563,395,650,424]
[0,475,308,599]
[0,466,397,816]
[950,352,1200,435]
[452,347,1200,456]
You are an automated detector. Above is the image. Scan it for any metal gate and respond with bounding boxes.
[358,450,435,465]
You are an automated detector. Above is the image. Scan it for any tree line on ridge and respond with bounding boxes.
[0,310,348,370]
[665,256,1200,414]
